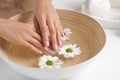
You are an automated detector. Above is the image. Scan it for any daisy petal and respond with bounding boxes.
[58,44,82,58]
[38,55,63,69]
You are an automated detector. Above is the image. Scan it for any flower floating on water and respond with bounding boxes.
[61,28,72,41]
[58,44,81,58]
[61,36,69,41]
[64,28,72,36]
[39,55,63,69]
[38,28,82,69]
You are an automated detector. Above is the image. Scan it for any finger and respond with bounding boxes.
[33,17,42,36]
[23,34,43,49]
[47,18,58,50]
[44,47,56,55]
[59,23,64,37]
[55,15,64,36]
[33,16,39,30]
[37,17,49,47]
[27,24,36,32]
[30,30,42,42]
[22,40,42,54]
[54,21,62,46]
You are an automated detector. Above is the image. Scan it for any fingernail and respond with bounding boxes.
[59,41,62,46]
[54,44,58,50]
[45,47,55,54]
[45,41,49,47]
[47,48,54,54]
[62,33,64,37]
[38,50,42,54]
[62,31,64,36]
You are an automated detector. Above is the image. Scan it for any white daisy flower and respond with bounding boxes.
[61,28,72,41]
[61,35,69,41]
[39,55,63,69]
[58,44,82,58]
[64,28,72,36]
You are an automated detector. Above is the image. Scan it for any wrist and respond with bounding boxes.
[0,18,6,37]
[0,18,13,37]
[33,0,51,5]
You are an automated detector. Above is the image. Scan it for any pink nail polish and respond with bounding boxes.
[45,47,55,54]
[54,44,58,50]
[62,32,64,37]
[38,50,42,54]
[45,41,49,47]
[59,41,62,46]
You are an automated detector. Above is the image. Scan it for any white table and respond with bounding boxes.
[0,0,120,80]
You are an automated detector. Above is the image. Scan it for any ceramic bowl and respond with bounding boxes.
[81,0,120,29]
[0,9,106,80]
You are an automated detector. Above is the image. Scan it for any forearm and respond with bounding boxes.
[16,0,52,12]
[0,0,17,9]
[16,0,34,12]
[32,0,49,4]
[32,0,52,8]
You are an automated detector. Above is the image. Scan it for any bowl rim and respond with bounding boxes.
[1,9,107,71]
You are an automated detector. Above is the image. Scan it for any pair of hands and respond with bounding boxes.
[0,0,63,54]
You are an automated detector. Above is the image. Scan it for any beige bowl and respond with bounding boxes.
[0,9,106,80]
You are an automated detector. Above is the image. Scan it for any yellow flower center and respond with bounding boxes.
[46,60,54,66]
[66,48,73,53]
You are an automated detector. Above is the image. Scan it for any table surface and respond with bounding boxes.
[0,0,120,80]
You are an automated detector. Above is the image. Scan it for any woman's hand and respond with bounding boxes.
[0,19,44,54]
[33,0,64,50]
